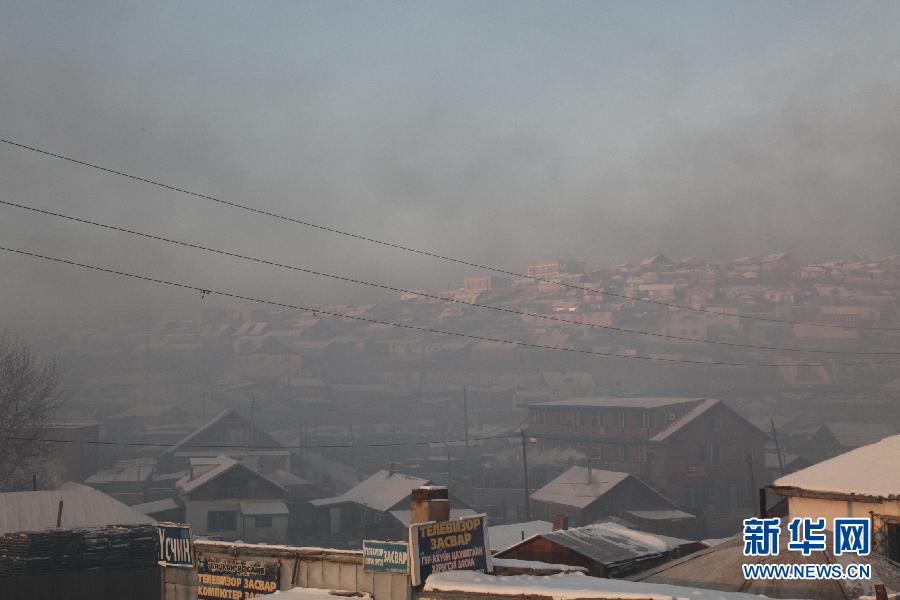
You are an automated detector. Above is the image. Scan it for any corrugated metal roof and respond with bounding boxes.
[0,483,155,535]
[502,522,690,567]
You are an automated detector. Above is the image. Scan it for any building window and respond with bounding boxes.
[641,411,651,428]
[617,411,626,428]
[712,414,723,431]
[698,444,721,464]
[617,445,627,462]
[885,523,900,562]
[207,510,237,532]
[255,516,273,528]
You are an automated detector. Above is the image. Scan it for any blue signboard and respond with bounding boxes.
[408,514,492,585]
[363,540,409,573]
[157,524,193,568]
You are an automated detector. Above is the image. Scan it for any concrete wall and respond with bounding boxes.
[162,541,410,600]
[787,496,900,522]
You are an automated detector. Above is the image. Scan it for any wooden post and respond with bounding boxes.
[56,500,64,527]
[463,386,471,500]
[758,488,768,518]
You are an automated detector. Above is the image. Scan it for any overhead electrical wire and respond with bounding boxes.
[0,432,519,450]
[0,431,771,450]
[0,244,887,368]
[3,198,897,357]
[3,137,898,332]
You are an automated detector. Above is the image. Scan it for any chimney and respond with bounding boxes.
[410,485,450,525]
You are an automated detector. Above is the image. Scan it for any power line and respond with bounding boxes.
[4,198,897,357]
[0,433,518,450]
[3,137,898,332]
[0,244,884,368]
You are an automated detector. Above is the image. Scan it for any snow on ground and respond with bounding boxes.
[270,588,372,600]
[424,570,790,600]
[492,557,587,573]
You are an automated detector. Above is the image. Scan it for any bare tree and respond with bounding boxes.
[0,333,65,491]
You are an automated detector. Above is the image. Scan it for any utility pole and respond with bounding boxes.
[144,328,150,404]
[463,386,471,499]
[445,397,452,488]
[521,429,531,521]
[746,452,757,510]
[770,418,786,475]
[250,394,256,425]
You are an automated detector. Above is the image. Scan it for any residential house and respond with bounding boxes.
[176,455,290,544]
[770,433,900,565]
[246,337,302,379]
[160,409,295,476]
[464,276,511,292]
[633,532,900,600]
[310,470,473,545]
[85,458,157,505]
[799,422,897,464]
[528,397,768,532]
[495,521,703,578]
[530,466,693,536]
[527,260,585,279]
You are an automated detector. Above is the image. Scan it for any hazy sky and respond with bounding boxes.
[2,1,899,332]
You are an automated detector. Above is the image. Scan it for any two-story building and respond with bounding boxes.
[527,397,768,533]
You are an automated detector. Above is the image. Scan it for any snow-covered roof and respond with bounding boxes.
[772,433,900,499]
[491,558,587,573]
[531,467,630,510]
[0,483,155,535]
[634,528,900,600]
[176,455,287,496]
[309,470,430,512]
[240,501,289,516]
[132,498,180,516]
[500,522,691,567]
[489,521,553,553]
[424,570,769,600]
